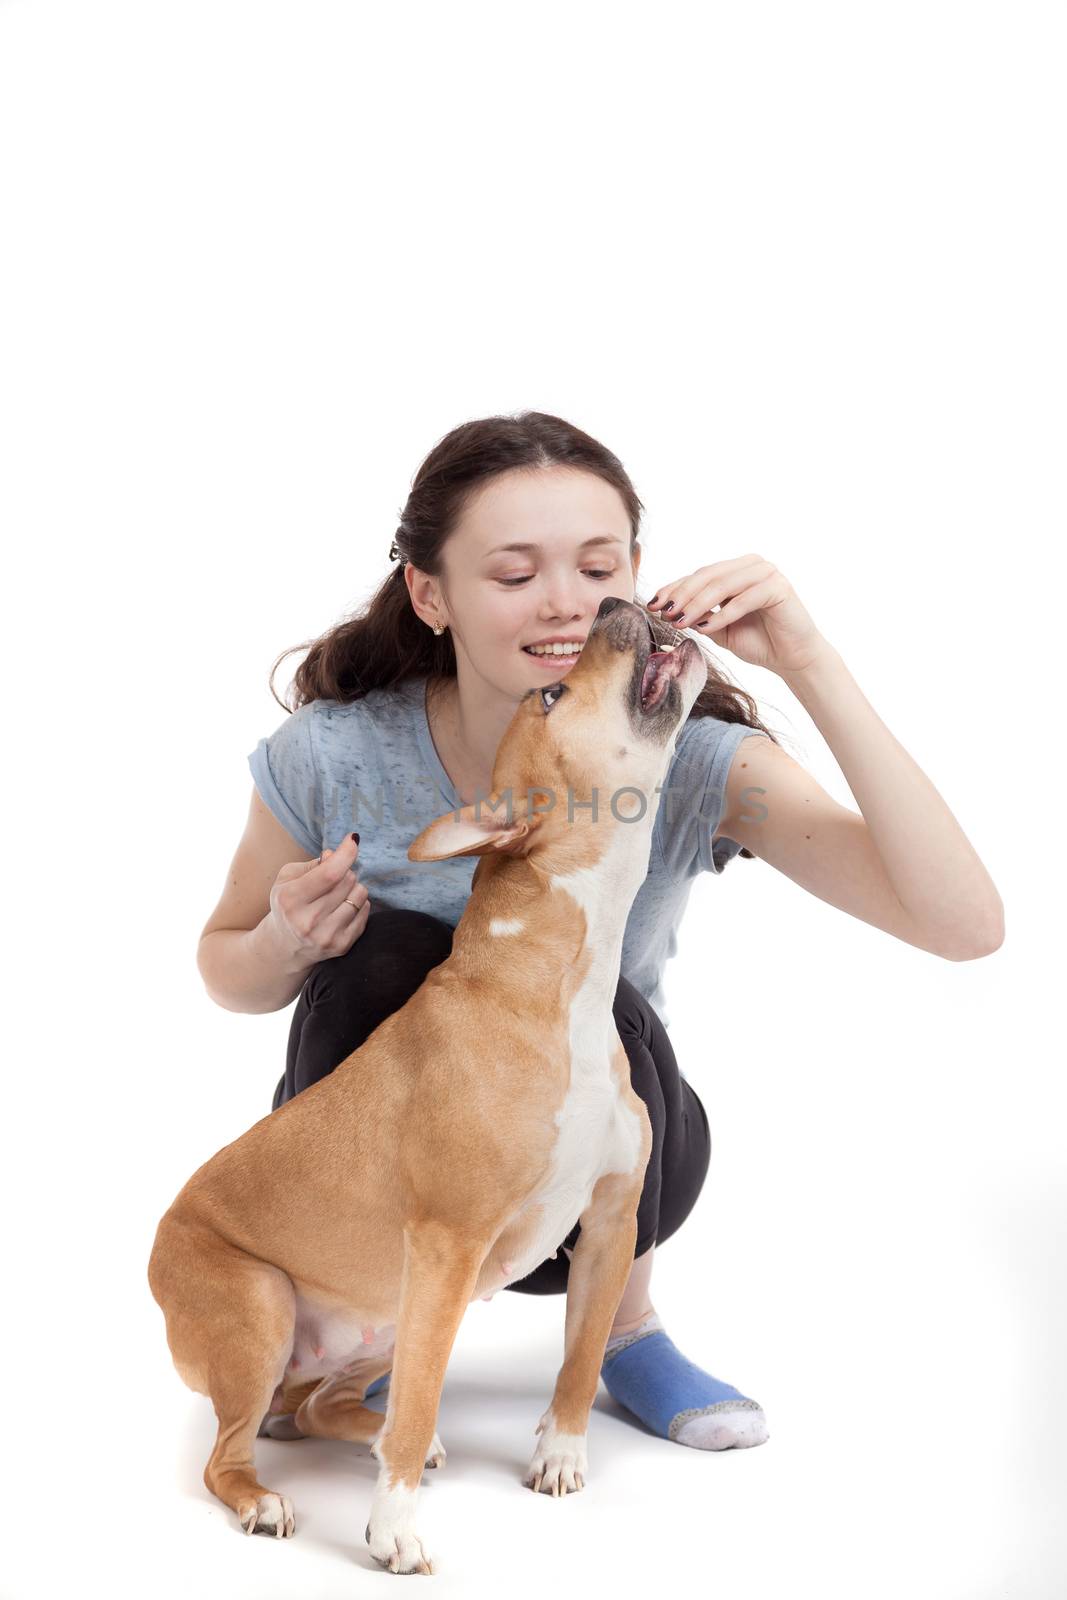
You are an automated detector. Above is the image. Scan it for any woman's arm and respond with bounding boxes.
[714,647,1004,961]
[197,787,322,1012]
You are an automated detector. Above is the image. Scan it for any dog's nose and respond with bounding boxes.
[597,596,624,618]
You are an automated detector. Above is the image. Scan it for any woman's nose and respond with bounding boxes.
[541,587,584,619]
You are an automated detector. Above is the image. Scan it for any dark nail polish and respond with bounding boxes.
[675,612,686,623]
[351,832,360,845]
[662,601,675,613]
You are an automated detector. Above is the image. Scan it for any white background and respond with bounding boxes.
[1,2,1063,1596]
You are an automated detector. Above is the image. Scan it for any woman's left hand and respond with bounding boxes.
[646,554,832,677]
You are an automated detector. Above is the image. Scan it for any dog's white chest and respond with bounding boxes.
[505,849,652,1275]
[519,1050,645,1271]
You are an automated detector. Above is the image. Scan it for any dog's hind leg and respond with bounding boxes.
[290,1362,448,1468]
[257,1373,330,1441]
[148,1215,298,1537]
[293,1361,442,1456]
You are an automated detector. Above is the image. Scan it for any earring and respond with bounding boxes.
[433,622,444,636]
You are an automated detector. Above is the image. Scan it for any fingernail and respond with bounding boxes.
[662,601,675,613]
[674,612,686,623]
[649,593,659,606]
[351,832,360,845]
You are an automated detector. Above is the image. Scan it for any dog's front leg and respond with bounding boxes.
[365,1222,487,1575]
[524,1170,644,1496]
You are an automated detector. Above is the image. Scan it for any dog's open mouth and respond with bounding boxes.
[640,640,692,713]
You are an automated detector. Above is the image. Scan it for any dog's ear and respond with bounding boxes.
[407,792,550,862]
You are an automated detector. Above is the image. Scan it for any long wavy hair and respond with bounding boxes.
[269,411,785,856]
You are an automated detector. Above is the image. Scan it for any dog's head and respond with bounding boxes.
[408,597,707,876]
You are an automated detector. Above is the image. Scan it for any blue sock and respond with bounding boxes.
[600,1313,769,1450]
[365,1315,769,1451]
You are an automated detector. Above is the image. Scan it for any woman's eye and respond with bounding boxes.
[499,569,614,588]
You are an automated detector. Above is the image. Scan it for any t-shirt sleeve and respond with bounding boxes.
[662,717,771,877]
[246,704,323,857]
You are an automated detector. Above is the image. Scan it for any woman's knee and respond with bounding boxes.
[306,905,454,1006]
[612,972,654,1049]
[354,905,454,964]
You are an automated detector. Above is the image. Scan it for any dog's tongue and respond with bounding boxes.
[641,645,685,711]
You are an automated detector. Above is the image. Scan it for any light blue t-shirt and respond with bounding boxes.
[247,676,769,1030]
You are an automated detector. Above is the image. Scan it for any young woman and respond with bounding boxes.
[198,411,1004,1454]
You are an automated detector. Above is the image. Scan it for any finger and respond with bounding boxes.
[290,834,351,877]
[669,559,772,624]
[649,591,709,624]
[649,557,769,620]
[674,562,770,623]
[697,574,777,629]
[312,867,367,921]
[299,833,361,895]
[290,851,328,876]
[320,887,371,945]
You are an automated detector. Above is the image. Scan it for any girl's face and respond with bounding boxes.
[434,466,641,700]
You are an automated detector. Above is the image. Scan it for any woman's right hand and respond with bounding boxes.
[266,832,371,963]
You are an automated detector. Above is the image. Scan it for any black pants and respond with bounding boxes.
[271,907,712,1295]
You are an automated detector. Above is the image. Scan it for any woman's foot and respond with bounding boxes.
[345,1322,770,1453]
[601,1312,769,1449]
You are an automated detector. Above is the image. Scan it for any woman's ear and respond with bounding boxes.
[404,563,440,629]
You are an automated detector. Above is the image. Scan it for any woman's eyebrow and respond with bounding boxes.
[482,535,625,558]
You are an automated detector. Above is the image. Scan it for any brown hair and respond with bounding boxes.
[269,410,785,855]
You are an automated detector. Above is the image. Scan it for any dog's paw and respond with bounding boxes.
[523,1411,588,1496]
[257,1411,306,1441]
[239,1491,295,1537]
[365,1518,435,1575]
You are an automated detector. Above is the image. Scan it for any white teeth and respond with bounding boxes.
[525,643,582,656]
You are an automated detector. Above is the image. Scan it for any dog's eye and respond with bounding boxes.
[541,683,567,712]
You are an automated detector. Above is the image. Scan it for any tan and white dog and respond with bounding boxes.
[148,595,707,1575]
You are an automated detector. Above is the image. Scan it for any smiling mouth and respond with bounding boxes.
[522,617,693,709]
[521,645,583,666]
